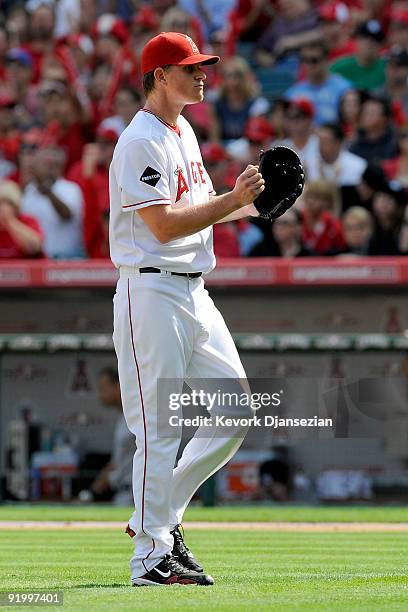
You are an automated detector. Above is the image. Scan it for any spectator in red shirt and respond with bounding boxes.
[300,179,346,254]
[0,26,9,83]
[22,0,56,83]
[0,180,43,258]
[68,125,119,258]
[318,2,358,61]
[4,48,35,125]
[37,79,89,171]
[213,222,241,257]
[0,94,20,177]
[230,0,275,44]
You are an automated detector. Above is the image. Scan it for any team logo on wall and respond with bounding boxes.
[4,363,48,382]
[140,166,161,187]
[67,358,92,397]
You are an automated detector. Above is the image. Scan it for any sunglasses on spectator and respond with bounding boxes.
[224,71,244,78]
[301,56,324,64]
[20,143,38,152]
[286,112,306,120]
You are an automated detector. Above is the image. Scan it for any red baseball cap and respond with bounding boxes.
[201,142,227,163]
[391,9,408,27]
[285,97,315,118]
[96,124,120,143]
[141,32,219,75]
[245,117,274,143]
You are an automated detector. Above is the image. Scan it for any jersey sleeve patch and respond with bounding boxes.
[140,166,162,187]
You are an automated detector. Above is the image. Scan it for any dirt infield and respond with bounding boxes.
[1,521,408,532]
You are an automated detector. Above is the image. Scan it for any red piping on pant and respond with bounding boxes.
[127,278,155,572]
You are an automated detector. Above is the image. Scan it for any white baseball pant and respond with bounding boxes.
[113,267,247,579]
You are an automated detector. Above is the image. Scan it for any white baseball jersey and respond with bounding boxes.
[109,109,216,273]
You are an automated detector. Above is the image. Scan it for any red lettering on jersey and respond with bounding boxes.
[175,167,189,202]
[197,162,206,184]
[190,161,198,184]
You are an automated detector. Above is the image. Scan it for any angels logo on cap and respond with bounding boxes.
[185,35,199,54]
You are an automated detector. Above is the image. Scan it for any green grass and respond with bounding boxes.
[0,504,407,523]
[1,529,408,611]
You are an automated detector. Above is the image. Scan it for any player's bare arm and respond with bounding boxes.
[137,165,264,243]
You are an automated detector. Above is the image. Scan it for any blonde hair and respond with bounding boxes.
[302,180,339,212]
[220,56,259,100]
[160,7,193,34]
[343,206,373,230]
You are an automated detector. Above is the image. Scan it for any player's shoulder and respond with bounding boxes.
[113,112,165,159]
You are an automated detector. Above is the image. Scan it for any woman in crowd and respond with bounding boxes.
[249,208,312,257]
[210,56,269,142]
[339,206,374,256]
[339,89,368,141]
[371,180,406,255]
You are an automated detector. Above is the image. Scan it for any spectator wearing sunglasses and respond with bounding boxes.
[285,41,351,125]
[277,98,318,171]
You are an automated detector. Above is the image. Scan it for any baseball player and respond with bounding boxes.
[109,32,264,587]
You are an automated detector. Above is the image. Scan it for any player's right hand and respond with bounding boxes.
[232,165,265,207]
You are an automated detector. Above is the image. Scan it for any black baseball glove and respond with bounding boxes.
[253,146,305,220]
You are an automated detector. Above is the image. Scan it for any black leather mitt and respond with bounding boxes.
[253,146,305,220]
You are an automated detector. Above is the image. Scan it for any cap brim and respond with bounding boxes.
[176,54,220,66]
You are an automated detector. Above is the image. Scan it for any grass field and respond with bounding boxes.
[1,505,408,611]
[0,503,407,523]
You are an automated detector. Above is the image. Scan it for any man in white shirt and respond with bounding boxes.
[110,32,264,587]
[22,146,84,258]
[306,122,367,186]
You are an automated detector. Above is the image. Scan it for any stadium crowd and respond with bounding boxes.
[1,0,408,259]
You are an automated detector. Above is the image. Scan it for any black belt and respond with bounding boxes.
[139,267,202,278]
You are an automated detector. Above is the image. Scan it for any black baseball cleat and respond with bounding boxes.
[171,524,204,572]
[131,553,214,586]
